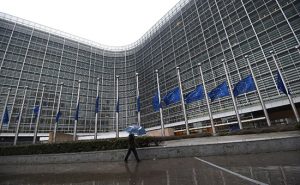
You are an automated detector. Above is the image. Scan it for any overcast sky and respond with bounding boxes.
[0,0,180,47]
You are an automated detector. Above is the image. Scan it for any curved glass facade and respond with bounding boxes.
[0,0,300,135]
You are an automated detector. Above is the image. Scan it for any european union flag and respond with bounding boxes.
[185,84,204,104]
[116,99,119,113]
[33,105,39,119]
[163,87,181,106]
[233,75,256,97]
[208,81,229,102]
[55,109,61,123]
[153,91,161,112]
[276,71,289,95]
[137,96,141,112]
[95,96,99,113]
[2,106,9,125]
[75,103,80,121]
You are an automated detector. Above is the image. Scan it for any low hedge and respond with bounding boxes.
[0,136,161,156]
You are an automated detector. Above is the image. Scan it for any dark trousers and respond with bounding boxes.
[125,147,140,161]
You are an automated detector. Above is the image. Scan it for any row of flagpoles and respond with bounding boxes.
[152,51,300,136]
[0,51,299,145]
[0,80,81,145]
[0,72,141,145]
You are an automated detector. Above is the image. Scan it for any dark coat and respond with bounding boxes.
[128,134,136,148]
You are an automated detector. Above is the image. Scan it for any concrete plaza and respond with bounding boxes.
[0,150,299,185]
[0,131,299,184]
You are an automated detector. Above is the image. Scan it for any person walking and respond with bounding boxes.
[124,133,140,162]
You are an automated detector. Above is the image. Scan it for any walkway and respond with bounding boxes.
[162,130,300,147]
[1,151,299,185]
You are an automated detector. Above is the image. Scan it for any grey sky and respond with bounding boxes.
[0,0,180,47]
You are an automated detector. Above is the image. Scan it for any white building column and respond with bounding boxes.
[245,55,271,127]
[33,84,46,144]
[176,67,190,135]
[223,60,243,129]
[270,51,300,122]
[198,63,216,135]
[14,86,28,146]
[155,69,165,136]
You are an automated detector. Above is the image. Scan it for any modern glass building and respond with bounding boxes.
[0,0,300,137]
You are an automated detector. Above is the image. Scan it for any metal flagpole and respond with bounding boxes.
[0,87,11,132]
[198,63,216,135]
[156,69,165,136]
[222,59,243,129]
[270,51,300,122]
[33,84,45,144]
[53,82,63,143]
[136,73,141,126]
[14,86,28,146]
[73,80,81,141]
[176,67,190,135]
[95,77,100,140]
[116,75,119,138]
[245,55,271,127]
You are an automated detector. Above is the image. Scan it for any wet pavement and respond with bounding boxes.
[0,150,299,185]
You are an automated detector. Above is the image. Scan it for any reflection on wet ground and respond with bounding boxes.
[0,151,299,185]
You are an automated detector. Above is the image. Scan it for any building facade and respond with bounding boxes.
[0,0,300,135]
